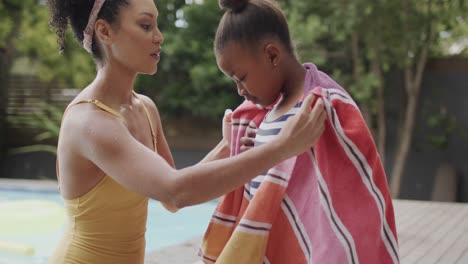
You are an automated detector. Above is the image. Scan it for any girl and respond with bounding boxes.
[199,0,399,263]
[46,0,326,263]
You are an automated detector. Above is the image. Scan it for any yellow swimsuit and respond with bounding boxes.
[49,93,157,264]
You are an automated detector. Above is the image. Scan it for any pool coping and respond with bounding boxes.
[0,178,58,192]
[145,236,202,264]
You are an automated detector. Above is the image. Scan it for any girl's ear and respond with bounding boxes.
[264,43,282,68]
[94,19,113,46]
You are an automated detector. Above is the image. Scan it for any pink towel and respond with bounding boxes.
[199,63,399,264]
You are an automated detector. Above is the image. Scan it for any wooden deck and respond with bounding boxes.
[394,199,468,264]
[146,200,468,264]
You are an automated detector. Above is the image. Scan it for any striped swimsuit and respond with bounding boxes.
[248,101,302,198]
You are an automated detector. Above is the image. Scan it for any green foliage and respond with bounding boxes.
[16,4,95,88]
[348,73,380,107]
[0,12,13,47]
[437,16,468,56]
[7,102,63,155]
[425,110,456,149]
[421,90,463,150]
[135,0,241,120]
[284,0,467,126]
[0,0,34,45]
[287,8,327,64]
[2,0,467,123]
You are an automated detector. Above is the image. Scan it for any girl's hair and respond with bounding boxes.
[47,0,128,60]
[215,0,293,54]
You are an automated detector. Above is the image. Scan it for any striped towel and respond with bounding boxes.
[199,63,399,264]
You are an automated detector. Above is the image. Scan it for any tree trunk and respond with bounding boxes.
[351,32,374,135]
[371,56,386,164]
[389,46,429,198]
[389,88,419,197]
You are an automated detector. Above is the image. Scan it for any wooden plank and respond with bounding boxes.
[436,222,468,264]
[393,200,468,264]
[403,205,467,263]
[395,201,432,233]
[399,203,452,258]
[413,206,468,264]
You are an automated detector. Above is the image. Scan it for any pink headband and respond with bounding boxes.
[83,0,106,53]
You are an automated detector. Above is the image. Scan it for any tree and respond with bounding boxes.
[284,0,468,197]
[0,0,35,157]
[437,10,468,56]
[16,1,239,122]
[135,0,240,120]
[388,0,468,197]
[0,2,97,155]
[10,0,239,156]
[16,3,95,88]
[285,0,388,161]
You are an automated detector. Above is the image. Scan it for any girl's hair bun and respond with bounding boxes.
[219,0,248,12]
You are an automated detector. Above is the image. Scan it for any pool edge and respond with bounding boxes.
[0,178,58,192]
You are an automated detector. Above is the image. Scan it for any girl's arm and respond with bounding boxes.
[199,109,232,163]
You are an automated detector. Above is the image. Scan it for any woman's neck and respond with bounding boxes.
[91,63,137,106]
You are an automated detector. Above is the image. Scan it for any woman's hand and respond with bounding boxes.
[277,94,326,157]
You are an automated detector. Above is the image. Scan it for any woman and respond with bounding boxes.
[47,0,326,263]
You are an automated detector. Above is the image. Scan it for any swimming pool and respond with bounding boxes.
[0,187,216,264]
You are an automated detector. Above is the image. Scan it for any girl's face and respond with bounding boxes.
[216,42,283,107]
[107,0,163,75]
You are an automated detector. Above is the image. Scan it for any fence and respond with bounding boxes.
[6,74,77,147]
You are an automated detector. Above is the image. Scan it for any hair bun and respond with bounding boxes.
[219,0,248,12]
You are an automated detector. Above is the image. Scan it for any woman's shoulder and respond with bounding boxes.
[134,92,161,118]
[62,101,127,143]
[135,92,157,108]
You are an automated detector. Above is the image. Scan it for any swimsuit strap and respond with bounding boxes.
[132,91,157,151]
[70,99,127,125]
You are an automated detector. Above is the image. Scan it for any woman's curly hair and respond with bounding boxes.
[47,0,128,60]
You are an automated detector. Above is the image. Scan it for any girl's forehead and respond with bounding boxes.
[217,45,243,65]
[217,47,258,76]
[216,52,240,76]
[219,42,251,58]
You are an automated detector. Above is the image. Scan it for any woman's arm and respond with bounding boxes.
[140,95,229,165]
[139,95,178,212]
[70,95,325,209]
[138,95,175,168]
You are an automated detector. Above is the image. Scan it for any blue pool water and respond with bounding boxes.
[0,188,216,264]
